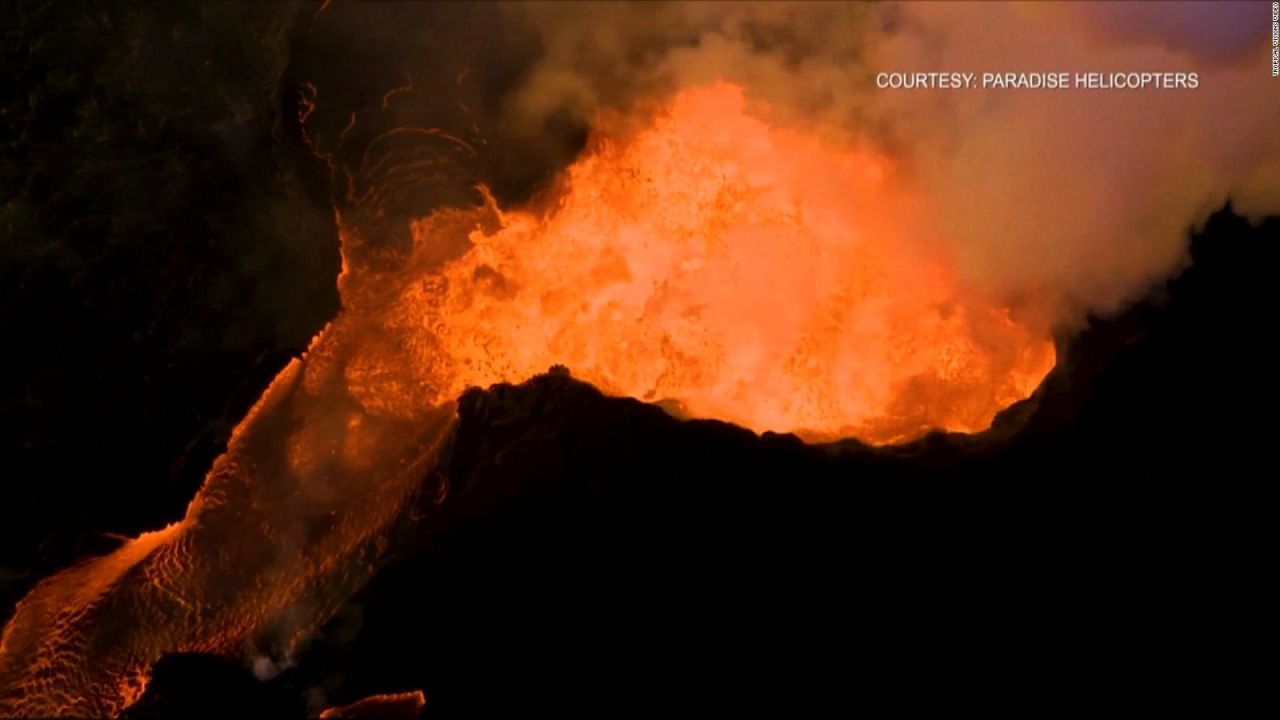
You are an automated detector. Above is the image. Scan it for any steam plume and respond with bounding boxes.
[501,0,1280,327]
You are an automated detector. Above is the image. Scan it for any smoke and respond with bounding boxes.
[498,0,1280,329]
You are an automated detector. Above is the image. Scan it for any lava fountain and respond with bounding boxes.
[419,83,1055,443]
[0,83,1054,716]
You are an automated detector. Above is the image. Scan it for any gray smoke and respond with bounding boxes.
[498,0,1280,329]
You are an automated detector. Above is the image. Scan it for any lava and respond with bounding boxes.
[0,82,1054,716]
[411,83,1056,443]
[319,690,427,719]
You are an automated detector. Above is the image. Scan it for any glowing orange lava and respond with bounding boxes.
[319,690,426,719]
[404,83,1055,443]
[0,82,1055,718]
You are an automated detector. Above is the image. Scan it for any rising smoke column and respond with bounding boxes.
[870,1,1280,324]
[501,0,1280,328]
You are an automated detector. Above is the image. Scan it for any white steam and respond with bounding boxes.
[500,0,1280,328]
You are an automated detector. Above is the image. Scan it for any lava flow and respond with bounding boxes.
[0,83,1053,717]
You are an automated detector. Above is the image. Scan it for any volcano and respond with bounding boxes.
[122,206,1278,719]
[0,78,1057,720]
[1,2,1276,718]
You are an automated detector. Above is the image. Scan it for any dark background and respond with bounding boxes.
[1,0,567,614]
[3,2,1276,717]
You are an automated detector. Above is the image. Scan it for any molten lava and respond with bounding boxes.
[0,82,1054,717]
[319,690,427,719]
[406,83,1055,443]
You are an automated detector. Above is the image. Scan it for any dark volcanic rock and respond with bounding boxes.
[0,1,340,618]
[120,653,304,720]
[93,195,1280,720]
[271,209,1277,719]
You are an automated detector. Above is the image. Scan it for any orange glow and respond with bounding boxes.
[0,83,1055,718]
[319,690,426,719]
[402,83,1055,443]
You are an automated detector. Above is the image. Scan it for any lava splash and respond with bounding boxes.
[411,83,1055,444]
